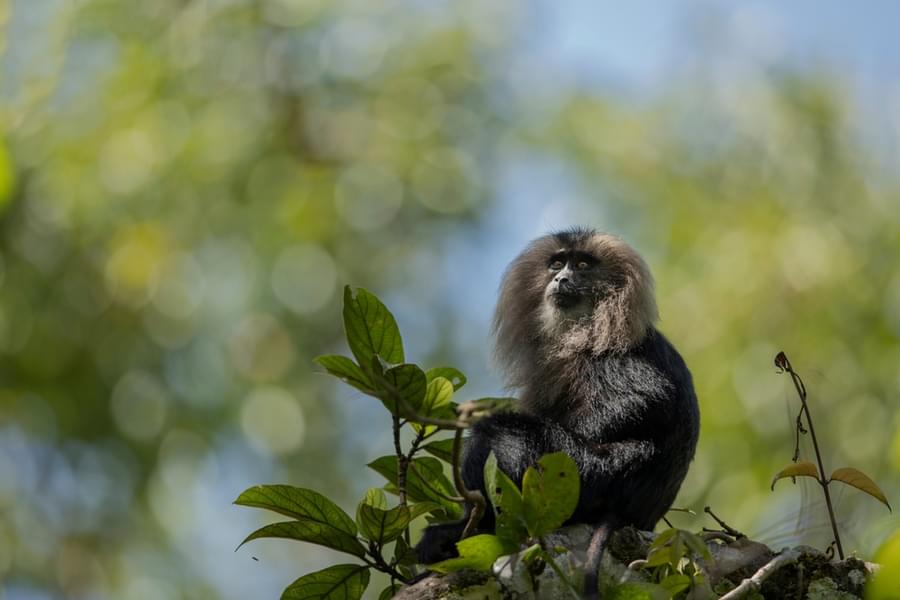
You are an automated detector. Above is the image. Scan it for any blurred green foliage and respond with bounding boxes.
[1,1,899,599]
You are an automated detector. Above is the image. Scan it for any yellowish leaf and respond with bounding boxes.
[770,461,819,491]
[830,467,892,512]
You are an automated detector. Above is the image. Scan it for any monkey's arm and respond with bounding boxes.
[461,413,660,511]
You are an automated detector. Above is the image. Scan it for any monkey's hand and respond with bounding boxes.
[415,519,467,564]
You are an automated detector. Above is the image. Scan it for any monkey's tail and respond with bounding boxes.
[583,514,621,600]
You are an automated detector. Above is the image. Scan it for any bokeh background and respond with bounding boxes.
[2,1,900,598]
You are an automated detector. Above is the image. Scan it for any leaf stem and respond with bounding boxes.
[775,352,844,559]
[451,424,486,540]
[363,542,408,583]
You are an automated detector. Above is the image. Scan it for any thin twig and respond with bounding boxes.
[400,428,427,545]
[717,548,801,600]
[364,541,408,583]
[372,374,471,430]
[792,404,807,463]
[700,531,736,544]
[392,399,407,507]
[450,414,486,539]
[375,372,486,538]
[775,352,844,559]
[704,506,745,539]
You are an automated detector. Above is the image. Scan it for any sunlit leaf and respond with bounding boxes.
[770,461,819,491]
[357,487,388,511]
[234,485,357,536]
[281,564,370,600]
[645,545,675,568]
[239,519,366,557]
[829,467,892,511]
[428,534,509,573]
[425,367,467,391]
[0,142,14,213]
[343,286,404,367]
[520,452,579,537]
[411,376,454,435]
[606,581,669,600]
[314,355,373,394]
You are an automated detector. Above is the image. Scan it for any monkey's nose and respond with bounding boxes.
[556,275,569,284]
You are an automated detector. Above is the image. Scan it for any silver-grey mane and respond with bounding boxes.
[492,229,658,392]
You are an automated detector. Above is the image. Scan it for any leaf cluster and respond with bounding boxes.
[235,287,515,599]
[427,451,581,579]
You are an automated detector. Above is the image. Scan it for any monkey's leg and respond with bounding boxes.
[466,414,664,526]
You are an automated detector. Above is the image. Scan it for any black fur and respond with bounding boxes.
[416,231,700,580]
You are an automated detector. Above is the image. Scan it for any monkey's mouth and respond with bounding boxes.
[549,290,583,309]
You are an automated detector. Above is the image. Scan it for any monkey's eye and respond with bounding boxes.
[576,261,589,270]
[549,260,564,270]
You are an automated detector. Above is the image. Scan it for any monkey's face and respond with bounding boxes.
[542,250,599,320]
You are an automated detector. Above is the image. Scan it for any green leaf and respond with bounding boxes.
[425,367,467,391]
[770,461,819,490]
[393,536,417,567]
[520,543,542,565]
[429,534,508,573]
[649,527,678,549]
[357,504,410,545]
[373,363,427,417]
[484,452,527,546]
[607,582,669,600]
[668,529,685,565]
[830,467,892,511]
[281,564,370,600]
[411,376,454,435]
[234,485,357,536]
[239,519,367,558]
[408,501,443,521]
[682,530,712,561]
[659,574,691,595]
[645,544,675,568]
[358,488,387,511]
[368,456,462,518]
[356,487,411,544]
[422,438,456,463]
[377,583,402,600]
[520,452,580,537]
[342,286,404,367]
[314,355,373,394]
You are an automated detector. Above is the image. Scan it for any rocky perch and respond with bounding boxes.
[395,525,876,600]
